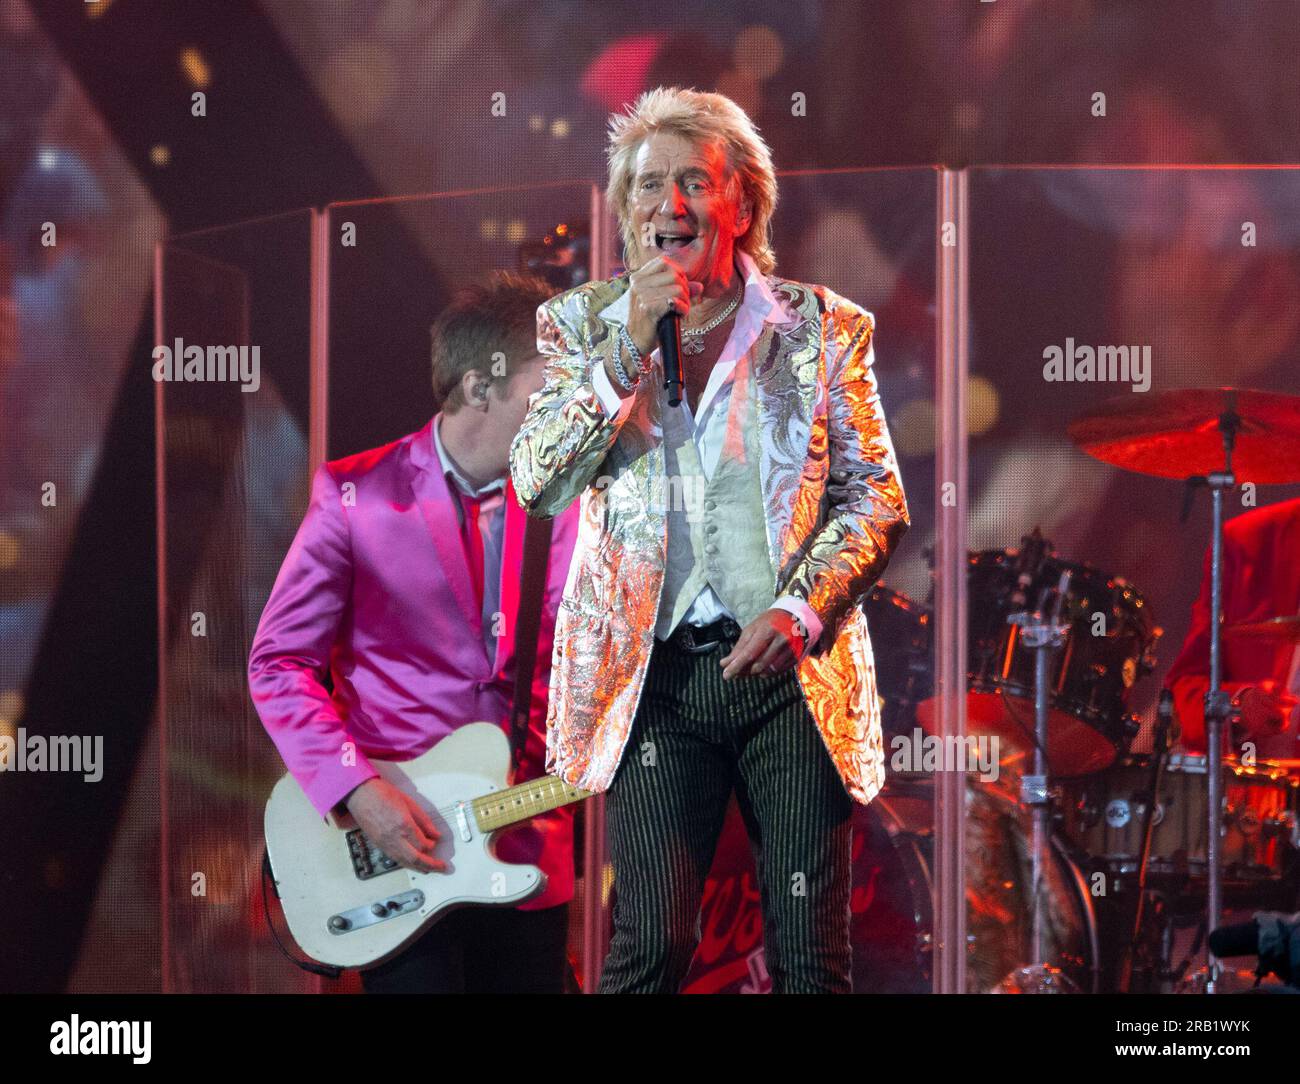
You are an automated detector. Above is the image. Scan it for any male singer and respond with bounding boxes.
[250,272,579,994]
[510,87,909,993]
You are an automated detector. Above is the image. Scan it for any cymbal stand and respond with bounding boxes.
[1005,570,1073,991]
[1198,402,1240,994]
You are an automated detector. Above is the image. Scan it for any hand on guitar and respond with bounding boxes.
[345,777,447,874]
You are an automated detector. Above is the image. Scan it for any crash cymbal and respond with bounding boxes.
[1224,615,1300,644]
[1068,387,1300,483]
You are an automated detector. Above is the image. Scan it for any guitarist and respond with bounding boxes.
[249,272,580,994]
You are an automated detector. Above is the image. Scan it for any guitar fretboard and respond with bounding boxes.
[472,776,592,831]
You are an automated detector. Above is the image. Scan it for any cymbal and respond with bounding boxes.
[1224,615,1300,644]
[1246,757,1300,772]
[1068,387,1300,483]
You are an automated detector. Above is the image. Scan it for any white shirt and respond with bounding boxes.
[589,251,822,657]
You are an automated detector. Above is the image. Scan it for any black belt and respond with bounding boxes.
[664,617,742,654]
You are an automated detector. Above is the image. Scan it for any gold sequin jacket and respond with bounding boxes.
[509,268,909,804]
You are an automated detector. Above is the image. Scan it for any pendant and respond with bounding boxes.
[682,334,706,355]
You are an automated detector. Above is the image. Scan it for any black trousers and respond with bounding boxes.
[359,903,569,994]
[597,628,855,994]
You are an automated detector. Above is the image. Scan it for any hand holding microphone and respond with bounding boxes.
[611,255,702,398]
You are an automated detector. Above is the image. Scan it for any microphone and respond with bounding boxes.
[658,310,684,408]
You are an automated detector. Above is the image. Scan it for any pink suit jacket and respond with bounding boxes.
[248,417,579,910]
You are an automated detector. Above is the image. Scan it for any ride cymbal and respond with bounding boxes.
[1068,387,1300,483]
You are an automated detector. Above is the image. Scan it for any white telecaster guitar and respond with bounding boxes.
[264,722,590,970]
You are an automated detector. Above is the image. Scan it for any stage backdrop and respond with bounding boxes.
[147,166,1300,994]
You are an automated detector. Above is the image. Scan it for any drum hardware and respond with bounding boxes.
[872,561,1155,991]
[999,569,1078,993]
[864,511,1299,991]
[1117,688,1175,992]
[1170,917,1210,993]
[918,535,1161,778]
[1066,754,1300,879]
[1203,456,1233,995]
[1062,748,1300,990]
[999,684,1142,769]
[1070,386,1300,991]
[858,778,1098,994]
[1116,889,1172,993]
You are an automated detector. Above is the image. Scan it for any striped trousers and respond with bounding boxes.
[597,628,855,994]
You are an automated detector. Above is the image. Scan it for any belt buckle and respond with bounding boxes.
[680,619,741,654]
[680,624,717,655]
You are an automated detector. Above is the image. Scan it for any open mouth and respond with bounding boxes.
[656,232,697,253]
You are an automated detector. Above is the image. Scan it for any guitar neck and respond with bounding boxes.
[472,775,592,832]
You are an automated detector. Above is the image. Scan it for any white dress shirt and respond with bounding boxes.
[589,251,823,657]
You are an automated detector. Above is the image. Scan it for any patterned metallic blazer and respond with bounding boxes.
[509,267,909,804]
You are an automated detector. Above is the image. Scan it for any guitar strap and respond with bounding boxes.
[260,848,344,980]
[509,511,555,779]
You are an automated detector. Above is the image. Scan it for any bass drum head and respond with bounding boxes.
[854,777,1096,994]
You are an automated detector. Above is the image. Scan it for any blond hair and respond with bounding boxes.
[606,86,777,274]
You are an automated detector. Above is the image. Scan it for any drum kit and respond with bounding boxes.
[861,386,1300,994]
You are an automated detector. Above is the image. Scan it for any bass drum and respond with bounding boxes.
[853,776,1099,993]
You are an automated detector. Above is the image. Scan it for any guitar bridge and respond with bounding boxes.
[345,828,401,881]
